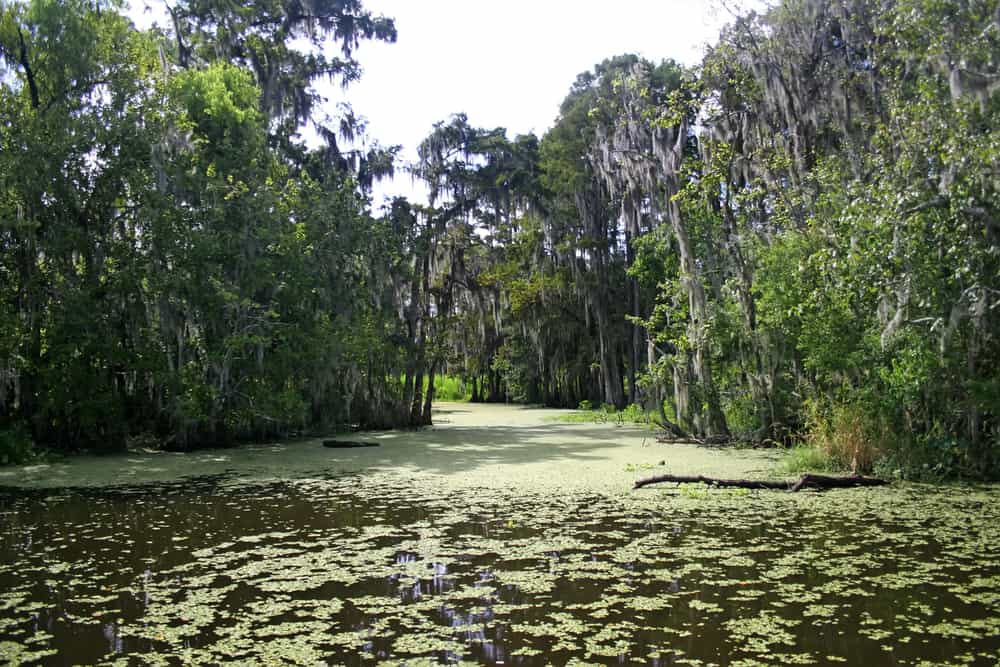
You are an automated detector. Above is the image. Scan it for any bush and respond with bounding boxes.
[619,403,652,425]
[874,428,1000,482]
[722,390,762,438]
[780,443,840,474]
[0,422,36,466]
[805,401,889,474]
[432,375,469,401]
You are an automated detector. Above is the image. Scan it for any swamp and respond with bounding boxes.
[2,0,1000,664]
[2,404,999,665]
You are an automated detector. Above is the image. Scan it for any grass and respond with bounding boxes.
[779,443,843,475]
[550,403,656,427]
[778,402,888,476]
[780,403,893,476]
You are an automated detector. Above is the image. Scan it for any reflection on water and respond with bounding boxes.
[1,474,999,665]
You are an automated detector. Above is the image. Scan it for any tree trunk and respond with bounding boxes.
[658,120,729,439]
[422,361,437,424]
[410,238,432,425]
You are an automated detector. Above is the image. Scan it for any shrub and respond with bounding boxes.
[722,390,762,438]
[619,403,652,425]
[874,427,1000,482]
[806,401,889,474]
[432,375,469,401]
[780,443,839,474]
[0,422,36,466]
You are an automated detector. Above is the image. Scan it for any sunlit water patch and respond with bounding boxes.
[1,474,999,665]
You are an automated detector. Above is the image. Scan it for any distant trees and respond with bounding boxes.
[408,0,999,476]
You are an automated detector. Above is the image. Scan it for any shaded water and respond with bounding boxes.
[2,471,999,666]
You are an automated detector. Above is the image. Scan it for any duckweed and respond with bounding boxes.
[0,405,998,665]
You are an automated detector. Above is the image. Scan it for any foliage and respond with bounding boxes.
[802,401,890,474]
[423,375,469,402]
[780,443,842,475]
[553,403,655,426]
[404,0,1000,478]
[0,422,35,465]
[0,0,418,455]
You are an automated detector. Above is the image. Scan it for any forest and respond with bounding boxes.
[1,0,998,479]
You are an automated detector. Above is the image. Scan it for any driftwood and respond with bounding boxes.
[633,473,888,492]
[322,440,379,449]
[656,434,733,446]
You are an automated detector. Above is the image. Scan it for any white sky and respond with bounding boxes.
[330,0,731,207]
[130,1,736,207]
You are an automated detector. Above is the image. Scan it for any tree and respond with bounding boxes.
[0,0,416,455]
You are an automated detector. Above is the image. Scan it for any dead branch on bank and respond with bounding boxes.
[656,434,733,447]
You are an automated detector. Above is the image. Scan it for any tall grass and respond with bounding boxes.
[782,402,887,474]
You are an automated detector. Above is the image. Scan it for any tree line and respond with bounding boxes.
[402,0,1000,477]
[1,0,998,478]
[0,0,423,455]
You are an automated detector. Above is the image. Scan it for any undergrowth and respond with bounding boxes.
[780,401,1000,481]
[398,375,470,402]
[0,422,37,466]
[430,375,470,401]
[781,402,885,475]
[553,402,655,427]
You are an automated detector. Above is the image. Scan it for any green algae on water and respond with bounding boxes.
[0,405,999,665]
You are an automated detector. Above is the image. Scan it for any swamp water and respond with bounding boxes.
[1,404,998,666]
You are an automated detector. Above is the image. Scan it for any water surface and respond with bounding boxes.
[1,405,998,665]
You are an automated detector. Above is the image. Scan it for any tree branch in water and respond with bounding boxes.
[633,473,888,492]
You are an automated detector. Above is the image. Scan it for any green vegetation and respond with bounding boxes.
[0,0,426,452]
[780,444,843,476]
[3,2,1000,662]
[0,0,998,479]
[391,1,1000,479]
[423,375,471,402]
[553,403,656,427]
[1,426,998,664]
[0,422,34,465]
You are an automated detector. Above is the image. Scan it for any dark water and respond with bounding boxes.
[1,474,999,665]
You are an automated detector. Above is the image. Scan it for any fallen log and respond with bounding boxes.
[655,434,736,447]
[322,440,379,449]
[633,473,888,492]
